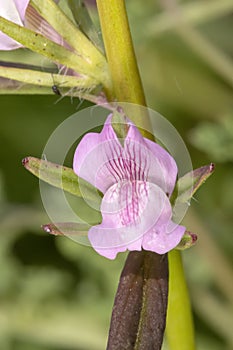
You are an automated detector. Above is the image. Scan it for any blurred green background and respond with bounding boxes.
[0,0,233,349]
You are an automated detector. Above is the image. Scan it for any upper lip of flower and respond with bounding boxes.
[74,114,178,195]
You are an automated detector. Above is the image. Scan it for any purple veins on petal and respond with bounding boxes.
[25,4,67,48]
[73,114,185,259]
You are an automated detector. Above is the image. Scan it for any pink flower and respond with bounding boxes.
[73,115,185,259]
[0,0,30,50]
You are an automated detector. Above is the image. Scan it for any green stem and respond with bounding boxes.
[96,0,146,105]
[166,250,195,350]
[96,0,153,138]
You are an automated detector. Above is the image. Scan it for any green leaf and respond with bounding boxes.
[171,163,215,205]
[42,222,95,235]
[22,157,102,206]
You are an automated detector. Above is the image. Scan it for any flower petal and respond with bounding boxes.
[14,0,30,21]
[74,115,184,258]
[74,115,178,195]
[124,121,178,195]
[73,115,125,193]
[0,0,30,50]
[88,181,171,259]
[143,139,178,196]
[25,5,66,47]
[142,221,185,254]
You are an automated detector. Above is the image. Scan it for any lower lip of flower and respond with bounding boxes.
[102,180,150,227]
[100,179,168,239]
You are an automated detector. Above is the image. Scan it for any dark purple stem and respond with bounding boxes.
[107,251,168,350]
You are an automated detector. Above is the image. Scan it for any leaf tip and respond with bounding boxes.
[42,224,56,235]
[189,231,198,244]
[176,230,198,250]
[22,157,30,167]
[42,224,50,233]
[210,163,215,173]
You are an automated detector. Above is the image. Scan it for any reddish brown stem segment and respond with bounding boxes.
[107,251,168,350]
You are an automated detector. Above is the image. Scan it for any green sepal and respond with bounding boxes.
[175,231,197,250]
[0,66,98,90]
[22,157,103,206]
[0,16,102,81]
[171,163,215,205]
[42,221,97,236]
[0,81,51,95]
[67,0,104,52]
[111,110,129,142]
[30,0,105,65]
[0,65,105,102]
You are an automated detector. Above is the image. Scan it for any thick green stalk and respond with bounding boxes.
[96,0,153,138]
[166,250,195,350]
[96,0,146,105]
